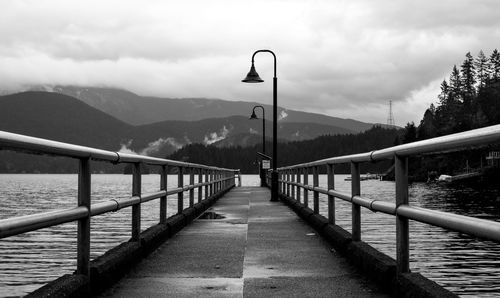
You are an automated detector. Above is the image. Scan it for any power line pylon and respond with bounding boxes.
[387,100,395,126]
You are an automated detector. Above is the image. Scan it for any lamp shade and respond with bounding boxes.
[242,64,264,83]
[249,110,258,119]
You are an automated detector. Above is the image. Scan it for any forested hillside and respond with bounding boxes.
[168,126,401,173]
[401,49,500,180]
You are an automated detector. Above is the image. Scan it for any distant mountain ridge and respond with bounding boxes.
[0,91,354,158]
[29,85,377,132]
[0,91,401,173]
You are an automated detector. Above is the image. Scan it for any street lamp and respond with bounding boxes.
[249,105,266,187]
[249,105,266,154]
[242,49,279,201]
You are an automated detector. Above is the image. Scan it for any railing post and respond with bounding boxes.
[396,155,410,274]
[279,170,286,196]
[132,163,141,241]
[77,158,91,276]
[221,171,225,192]
[225,171,228,190]
[215,171,219,195]
[284,171,288,196]
[217,171,221,194]
[178,166,184,214]
[222,171,226,191]
[303,167,309,208]
[313,166,319,214]
[210,170,214,197]
[205,170,209,200]
[327,164,335,224]
[189,168,195,207]
[277,171,281,195]
[280,171,286,195]
[222,171,225,191]
[160,165,168,223]
[291,169,295,200]
[351,162,361,241]
[286,170,292,197]
[212,170,216,196]
[282,171,285,196]
[198,169,203,203]
[296,168,301,203]
[278,171,280,194]
[215,171,219,194]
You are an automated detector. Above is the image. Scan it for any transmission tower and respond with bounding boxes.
[387,100,395,126]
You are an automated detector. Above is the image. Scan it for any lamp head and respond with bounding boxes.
[249,110,258,120]
[242,63,264,83]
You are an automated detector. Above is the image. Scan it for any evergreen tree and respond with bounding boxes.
[475,50,490,89]
[402,122,417,143]
[460,52,476,99]
[490,49,500,82]
[460,52,476,130]
[438,80,449,105]
[417,105,437,140]
[449,65,462,102]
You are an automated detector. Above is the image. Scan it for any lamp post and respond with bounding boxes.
[249,105,266,187]
[242,50,279,201]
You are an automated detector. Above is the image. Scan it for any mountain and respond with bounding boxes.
[0,91,358,172]
[44,85,375,132]
[0,91,133,173]
[0,91,130,149]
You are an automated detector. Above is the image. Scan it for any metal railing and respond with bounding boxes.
[0,130,239,276]
[277,124,500,274]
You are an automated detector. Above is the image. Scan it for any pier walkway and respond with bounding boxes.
[100,187,387,297]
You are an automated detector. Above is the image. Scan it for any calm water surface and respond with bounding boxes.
[0,174,499,297]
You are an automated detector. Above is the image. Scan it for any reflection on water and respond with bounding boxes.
[0,174,499,297]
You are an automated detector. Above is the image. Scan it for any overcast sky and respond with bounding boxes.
[1,0,499,126]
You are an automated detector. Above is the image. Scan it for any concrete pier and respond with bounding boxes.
[99,187,387,297]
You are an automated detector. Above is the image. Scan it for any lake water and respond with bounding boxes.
[0,174,499,297]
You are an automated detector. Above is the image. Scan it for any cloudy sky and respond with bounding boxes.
[1,0,499,126]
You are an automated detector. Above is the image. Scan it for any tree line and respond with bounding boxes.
[168,126,401,174]
[402,49,500,180]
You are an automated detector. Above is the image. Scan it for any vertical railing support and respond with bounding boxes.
[313,166,319,214]
[132,163,141,241]
[303,167,309,208]
[277,171,281,195]
[395,155,410,274]
[178,166,184,214]
[286,170,290,197]
[189,168,195,207]
[160,165,168,223]
[327,164,335,224]
[283,171,286,195]
[351,162,361,241]
[198,169,203,203]
[224,171,228,191]
[212,170,215,196]
[210,170,215,197]
[205,170,209,200]
[215,171,219,195]
[296,168,301,203]
[215,171,219,194]
[77,158,91,276]
[282,171,285,196]
[291,169,296,200]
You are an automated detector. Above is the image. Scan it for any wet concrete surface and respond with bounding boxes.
[100,187,388,297]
